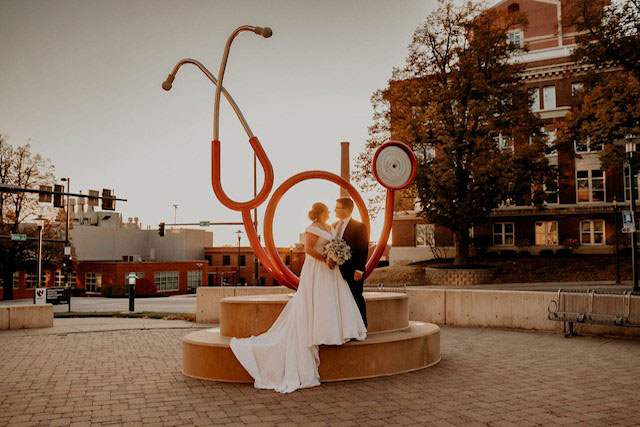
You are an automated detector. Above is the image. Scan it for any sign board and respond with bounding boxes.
[34,287,71,305]
[623,210,635,233]
[10,233,27,241]
[199,221,211,227]
[34,288,47,305]
[64,246,72,255]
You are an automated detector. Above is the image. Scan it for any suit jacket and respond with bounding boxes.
[336,218,368,283]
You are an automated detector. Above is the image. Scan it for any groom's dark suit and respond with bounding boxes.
[336,218,369,327]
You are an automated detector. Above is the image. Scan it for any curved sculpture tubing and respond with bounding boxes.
[262,170,371,288]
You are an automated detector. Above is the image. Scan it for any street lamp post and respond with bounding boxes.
[614,135,640,293]
[173,204,178,226]
[236,229,243,286]
[61,177,70,288]
[36,218,44,289]
[613,197,620,284]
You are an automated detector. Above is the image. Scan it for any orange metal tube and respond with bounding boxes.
[262,170,371,289]
[240,208,288,285]
[211,136,274,211]
[365,190,395,278]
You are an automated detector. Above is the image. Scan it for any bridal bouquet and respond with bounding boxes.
[322,238,352,266]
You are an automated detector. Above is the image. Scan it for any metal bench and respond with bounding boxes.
[548,288,640,337]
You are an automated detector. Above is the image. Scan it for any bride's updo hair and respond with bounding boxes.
[308,202,328,222]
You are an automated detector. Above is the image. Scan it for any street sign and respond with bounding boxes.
[623,210,635,233]
[34,287,70,306]
[10,233,27,241]
[64,246,71,255]
[199,221,211,227]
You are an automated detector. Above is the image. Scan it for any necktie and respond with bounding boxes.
[337,220,345,238]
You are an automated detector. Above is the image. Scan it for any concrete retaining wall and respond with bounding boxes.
[196,286,291,324]
[196,286,640,338]
[0,304,54,330]
[408,288,640,338]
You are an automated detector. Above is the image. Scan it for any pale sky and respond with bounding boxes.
[0,0,437,246]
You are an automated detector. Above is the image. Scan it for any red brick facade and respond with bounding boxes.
[204,246,305,287]
[390,0,624,261]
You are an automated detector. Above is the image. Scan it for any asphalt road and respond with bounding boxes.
[0,294,197,313]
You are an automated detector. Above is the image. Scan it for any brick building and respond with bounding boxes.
[204,245,305,287]
[390,0,624,265]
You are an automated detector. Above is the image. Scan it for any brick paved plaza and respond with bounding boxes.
[1,326,639,426]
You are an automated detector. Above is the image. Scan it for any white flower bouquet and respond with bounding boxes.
[322,238,352,266]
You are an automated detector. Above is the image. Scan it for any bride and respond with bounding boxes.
[230,202,367,393]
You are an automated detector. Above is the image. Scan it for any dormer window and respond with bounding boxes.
[507,29,523,48]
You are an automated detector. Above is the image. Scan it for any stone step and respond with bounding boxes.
[219,291,409,338]
[182,321,440,383]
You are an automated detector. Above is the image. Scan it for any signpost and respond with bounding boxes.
[199,221,211,227]
[10,233,27,241]
[34,287,71,312]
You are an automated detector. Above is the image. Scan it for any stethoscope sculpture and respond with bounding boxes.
[162,25,416,290]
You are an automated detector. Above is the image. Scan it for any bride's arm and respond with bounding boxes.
[305,233,327,262]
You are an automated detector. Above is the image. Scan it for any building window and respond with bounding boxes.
[530,88,540,112]
[85,273,102,293]
[507,29,523,48]
[507,3,520,13]
[493,223,514,246]
[624,166,640,202]
[205,255,212,266]
[544,176,559,204]
[285,255,291,266]
[580,220,605,245]
[535,221,558,245]
[239,277,246,285]
[415,223,435,247]
[575,137,602,153]
[576,170,605,203]
[25,272,38,289]
[154,271,179,292]
[13,272,19,289]
[541,127,557,155]
[571,82,583,95]
[187,270,201,289]
[543,86,556,110]
[259,277,265,286]
[222,255,231,266]
[494,133,514,153]
[239,255,246,267]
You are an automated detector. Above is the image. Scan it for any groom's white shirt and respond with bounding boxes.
[337,216,351,239]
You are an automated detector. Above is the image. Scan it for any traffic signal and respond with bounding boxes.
[61,255,74,272]
[158,222,165,237]
[53,184,64,208]
[102,189,116,211]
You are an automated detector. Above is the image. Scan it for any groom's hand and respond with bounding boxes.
[353,271,363,281]
[327,259,336,269]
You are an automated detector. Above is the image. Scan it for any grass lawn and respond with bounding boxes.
[365,254,630,286]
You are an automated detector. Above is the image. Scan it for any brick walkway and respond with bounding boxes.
[1,327,639,426]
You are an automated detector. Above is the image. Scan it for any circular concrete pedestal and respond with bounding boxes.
[183,292,441,382]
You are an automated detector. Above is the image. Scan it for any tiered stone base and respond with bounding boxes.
[183,292,440,382]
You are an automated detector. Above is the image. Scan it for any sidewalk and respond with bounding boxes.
[0,317,215,338]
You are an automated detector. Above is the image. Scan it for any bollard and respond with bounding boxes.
[127,273,137,312]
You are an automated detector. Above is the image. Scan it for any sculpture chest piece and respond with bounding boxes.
[163,25,416,289]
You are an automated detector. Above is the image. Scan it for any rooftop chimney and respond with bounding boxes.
[340,141,350,198]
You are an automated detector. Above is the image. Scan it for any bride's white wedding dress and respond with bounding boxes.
[230,225,367,393]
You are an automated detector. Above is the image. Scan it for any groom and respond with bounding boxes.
[332,197,368,328]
